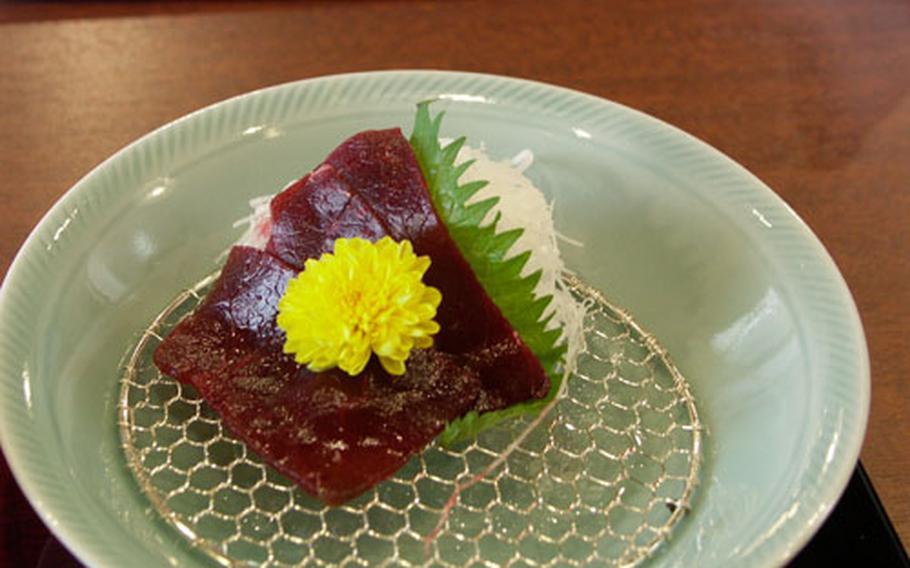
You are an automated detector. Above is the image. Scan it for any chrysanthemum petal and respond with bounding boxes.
[379,356,406,376]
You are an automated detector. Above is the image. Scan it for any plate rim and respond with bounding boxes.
[0,69,870,567]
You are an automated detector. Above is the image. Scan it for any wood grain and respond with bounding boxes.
[0,0,908,559]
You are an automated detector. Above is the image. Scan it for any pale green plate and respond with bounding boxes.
[0,71,868,567]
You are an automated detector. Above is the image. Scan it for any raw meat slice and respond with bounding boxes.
[266,164,389,267]
[154,247,296,382]
[154,246,480,504]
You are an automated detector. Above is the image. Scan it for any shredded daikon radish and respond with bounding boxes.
[233,194,273,250]
[456,144,588,370]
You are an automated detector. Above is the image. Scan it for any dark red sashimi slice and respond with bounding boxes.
[266,163,389,267]
[154,246,296,382]
[269,173,309,220]
[323,128,550,410]
[154,246,480,504]
[323,129,437,242]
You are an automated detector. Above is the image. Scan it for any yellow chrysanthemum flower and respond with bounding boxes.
[276,237,442,376]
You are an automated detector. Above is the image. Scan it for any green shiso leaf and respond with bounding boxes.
[409,101,568,445]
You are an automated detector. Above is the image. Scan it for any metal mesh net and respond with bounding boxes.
[118,275,702,567]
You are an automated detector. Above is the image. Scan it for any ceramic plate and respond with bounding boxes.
[0,71,868,567]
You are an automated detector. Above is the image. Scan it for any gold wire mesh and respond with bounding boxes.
[118,275,702,567]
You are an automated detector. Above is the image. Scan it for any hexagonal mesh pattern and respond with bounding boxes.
[119,275,701,566]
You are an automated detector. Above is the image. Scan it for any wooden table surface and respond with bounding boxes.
[1,1,907,565]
